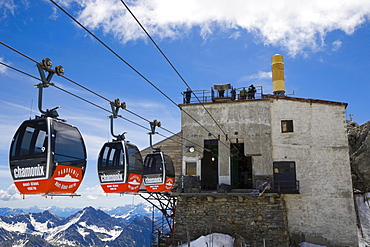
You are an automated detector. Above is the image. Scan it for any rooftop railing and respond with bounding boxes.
[182,86,263,104]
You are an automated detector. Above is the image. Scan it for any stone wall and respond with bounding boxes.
[173,193,290,247]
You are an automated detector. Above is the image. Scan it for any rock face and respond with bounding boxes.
[347,121,370,192]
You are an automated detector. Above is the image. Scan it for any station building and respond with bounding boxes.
[174,55,358,246]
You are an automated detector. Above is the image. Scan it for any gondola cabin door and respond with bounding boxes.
[98,141,143,193]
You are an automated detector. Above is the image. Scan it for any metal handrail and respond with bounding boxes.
[181,86,264,104]
[271,180,300,194]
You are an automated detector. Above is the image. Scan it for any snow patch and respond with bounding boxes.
[178,233,234,247]
[83,224,123,241]
[45,210,85,242]
[356,193,370,247]
[77,226,90,237]
[11,239,29,247]
[29,215,50,232]
[0,218,28,234]
[299,242,326,247]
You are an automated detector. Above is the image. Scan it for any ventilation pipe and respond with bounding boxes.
[271,54,285,96]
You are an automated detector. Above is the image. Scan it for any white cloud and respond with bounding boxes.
[229,31,241,40]
[243,71,272,81]
[0,0,16,18]
[49,6,59,20]
[64,0,370,56]
[2,100,35,114]
[332,40,342,51]
[0,57,9,74]
[0,184,23,201]
[82,185,105,200]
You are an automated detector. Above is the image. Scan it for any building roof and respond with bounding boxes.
[180,94,348,108]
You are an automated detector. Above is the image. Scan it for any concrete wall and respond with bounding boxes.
[270,99,358,246]
[181,99,273,184]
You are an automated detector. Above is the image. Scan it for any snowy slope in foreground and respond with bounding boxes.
[178,233,234,247]
[177,234,329,247]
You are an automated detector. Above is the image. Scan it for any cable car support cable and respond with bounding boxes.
[119,0,230,140]
[48,0,232,151]
[0,58,201,151]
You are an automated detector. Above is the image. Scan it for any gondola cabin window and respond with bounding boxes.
[11,121,48,158]
[20,127,35,156]
[144,155,163,174]
[107,148,116,167]
[281,120,294,133]
[53,122,86,164]
[34,130,47,155]
[126,144,143,173]
[99,144,123,168]
[164,155,175,176]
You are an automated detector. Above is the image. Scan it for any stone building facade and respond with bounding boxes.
[176,95,358,246]
[173,193,290,246]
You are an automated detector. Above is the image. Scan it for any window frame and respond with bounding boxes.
[281,120,294,133]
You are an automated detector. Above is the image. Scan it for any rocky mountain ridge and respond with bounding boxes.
[0,206,152,247]
[347,120,370,192]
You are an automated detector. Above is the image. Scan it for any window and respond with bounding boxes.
[186,162,197,175]
[11,120,48,158]
[98,143,124,168]
[34,130,47,154]
[126,144,143,173]
[54,122,86,161]
[144,155,163,174]
[164,155,175,176]
[20,127,35,156]
[281,120,293,133]
[273,161,298,193]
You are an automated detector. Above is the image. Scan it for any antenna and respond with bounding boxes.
[29,99,33,120]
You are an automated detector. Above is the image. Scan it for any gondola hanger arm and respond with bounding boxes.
[148,119,161,151]
[108,98,127,140]
[34,58,64,118]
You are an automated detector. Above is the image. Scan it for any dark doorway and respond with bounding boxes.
[201,140,218,190]
[230,143,253,189]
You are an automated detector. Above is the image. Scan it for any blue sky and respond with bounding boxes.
[0,0,369,208]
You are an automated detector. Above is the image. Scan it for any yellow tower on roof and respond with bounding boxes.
[271,54,285,96]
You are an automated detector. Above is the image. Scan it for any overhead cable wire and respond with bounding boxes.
[0,60,147,130]
[48,0,228,149]
[0,42,202,150]
[119,0,230,138]
[124,108,180,141]
[0,42,39,63]
[0,59,200,150]
[0,61,39,80]
[49,0,175,106]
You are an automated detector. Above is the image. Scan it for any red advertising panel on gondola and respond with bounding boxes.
[100,173,142,193]
[49,165,83,194]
